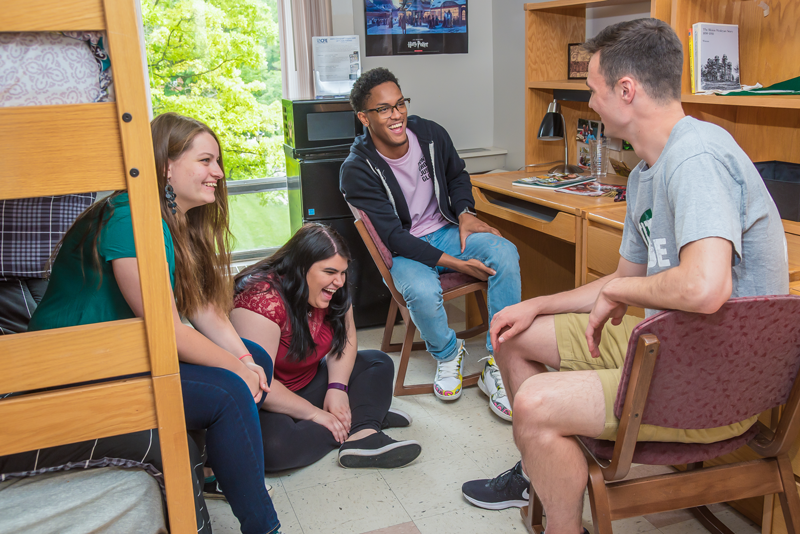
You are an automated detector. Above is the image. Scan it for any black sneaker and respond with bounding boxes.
[381,407,412,429]
[338,431,421,468]
[462,461,530,510]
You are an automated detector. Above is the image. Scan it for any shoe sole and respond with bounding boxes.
[434,386,462,401]
[338,440,422,469]
[462,493,528,510]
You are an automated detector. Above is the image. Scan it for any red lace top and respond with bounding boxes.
[233,280,333,391]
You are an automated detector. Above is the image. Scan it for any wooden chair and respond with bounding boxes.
[521,295,800,534]
[350,206,489,396]
[0,1,195,532]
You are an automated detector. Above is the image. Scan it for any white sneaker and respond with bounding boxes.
[434,340,467,400]
[478,356,512,421]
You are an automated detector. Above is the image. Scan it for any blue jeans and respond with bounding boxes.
[389,224,521,361]
[181,338,280,534]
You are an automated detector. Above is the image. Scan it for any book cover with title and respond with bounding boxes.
[692,23,740,92]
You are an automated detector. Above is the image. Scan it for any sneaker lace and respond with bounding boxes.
[487,465,517,491]
[436,353,461,379]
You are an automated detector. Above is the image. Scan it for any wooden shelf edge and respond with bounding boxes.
[681,93,800,110]
[525,0,642,11]
[529,80,589,91]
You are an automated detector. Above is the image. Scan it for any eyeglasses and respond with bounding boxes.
[362,98,411,118]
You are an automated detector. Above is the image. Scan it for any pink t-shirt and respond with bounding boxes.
[378,129,448,238]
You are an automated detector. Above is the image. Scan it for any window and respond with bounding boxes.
[142,0,289,261]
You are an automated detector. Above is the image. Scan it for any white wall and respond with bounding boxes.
[491,0,529,172]
[329,0,650,169]
[333,0,494,151]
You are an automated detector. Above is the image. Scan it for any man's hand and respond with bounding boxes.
[458,212,502,252]
[323,388,351,433]
[458,258,496,281]
[585,280,628,359]
[490,300,538,349]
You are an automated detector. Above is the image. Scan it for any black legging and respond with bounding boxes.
[256,350,393,473]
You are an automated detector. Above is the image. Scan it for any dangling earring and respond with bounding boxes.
[165,181,177,214]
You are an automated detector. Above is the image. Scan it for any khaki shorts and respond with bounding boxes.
[555,313,757,442]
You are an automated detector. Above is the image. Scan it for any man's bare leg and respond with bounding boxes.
[493,315,560,404]
[513,370,606,534]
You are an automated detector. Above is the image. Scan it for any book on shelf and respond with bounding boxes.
[512,173,595,190]
[688,27,696,93]
[691,23,740,93]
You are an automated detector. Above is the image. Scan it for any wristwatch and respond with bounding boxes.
[327,382,349,393]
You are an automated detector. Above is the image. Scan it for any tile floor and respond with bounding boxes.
[208,300,761,534]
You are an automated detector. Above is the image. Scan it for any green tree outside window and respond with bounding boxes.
[142,0,290,252]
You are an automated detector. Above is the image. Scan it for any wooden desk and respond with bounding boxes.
[471,171,624,300]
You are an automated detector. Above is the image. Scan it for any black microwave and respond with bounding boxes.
[282,98,363,156]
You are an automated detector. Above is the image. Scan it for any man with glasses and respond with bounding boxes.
[340,68,521,420]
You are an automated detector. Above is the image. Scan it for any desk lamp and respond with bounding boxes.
[538,99,583,174]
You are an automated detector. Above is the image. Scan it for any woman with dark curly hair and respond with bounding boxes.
[231,223,421,471]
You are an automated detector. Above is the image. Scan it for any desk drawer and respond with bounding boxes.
[587,225,622,276]
[473,187,576,243]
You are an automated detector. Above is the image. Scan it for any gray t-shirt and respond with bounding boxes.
[620,116,789,316]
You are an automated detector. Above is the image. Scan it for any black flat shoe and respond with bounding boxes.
[338,431,421,469]
[381,407,412,429]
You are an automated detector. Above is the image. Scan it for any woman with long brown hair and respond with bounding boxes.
[14,112,280,534]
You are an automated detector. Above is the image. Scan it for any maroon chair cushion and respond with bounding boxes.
[578,424,759,465]
[614,296,800,430]
[355,208,393,269]
[440,272,481,291]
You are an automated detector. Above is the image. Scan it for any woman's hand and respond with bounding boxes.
[311,409,349,444]
[244,361,270,394]
[323,389,351,433]
[238,366,265,403]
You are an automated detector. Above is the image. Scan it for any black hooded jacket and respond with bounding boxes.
[339,115,474,268]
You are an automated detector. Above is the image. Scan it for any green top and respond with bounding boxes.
[28,193,175,331]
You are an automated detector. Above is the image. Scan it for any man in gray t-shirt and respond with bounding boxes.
[461,18,789,531]
[622,115,788,316]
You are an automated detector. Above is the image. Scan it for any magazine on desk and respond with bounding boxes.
[555,182,626,198]
[512,173,595,190]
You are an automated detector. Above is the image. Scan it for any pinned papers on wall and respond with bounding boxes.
[312,35,361,99]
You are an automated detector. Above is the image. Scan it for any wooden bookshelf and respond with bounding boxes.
[525,0,800,170]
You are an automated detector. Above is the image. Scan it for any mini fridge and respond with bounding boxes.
[283,98,392,328]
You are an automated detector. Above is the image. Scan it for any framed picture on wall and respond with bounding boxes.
[365,0,469,57]
[568,43,590,80]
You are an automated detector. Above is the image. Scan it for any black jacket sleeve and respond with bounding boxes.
[340,158,444,268]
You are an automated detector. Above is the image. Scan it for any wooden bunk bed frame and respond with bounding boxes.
[0,1,196,531]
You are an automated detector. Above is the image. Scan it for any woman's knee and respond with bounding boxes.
[241,338,273,386]
[355,350,394,380]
